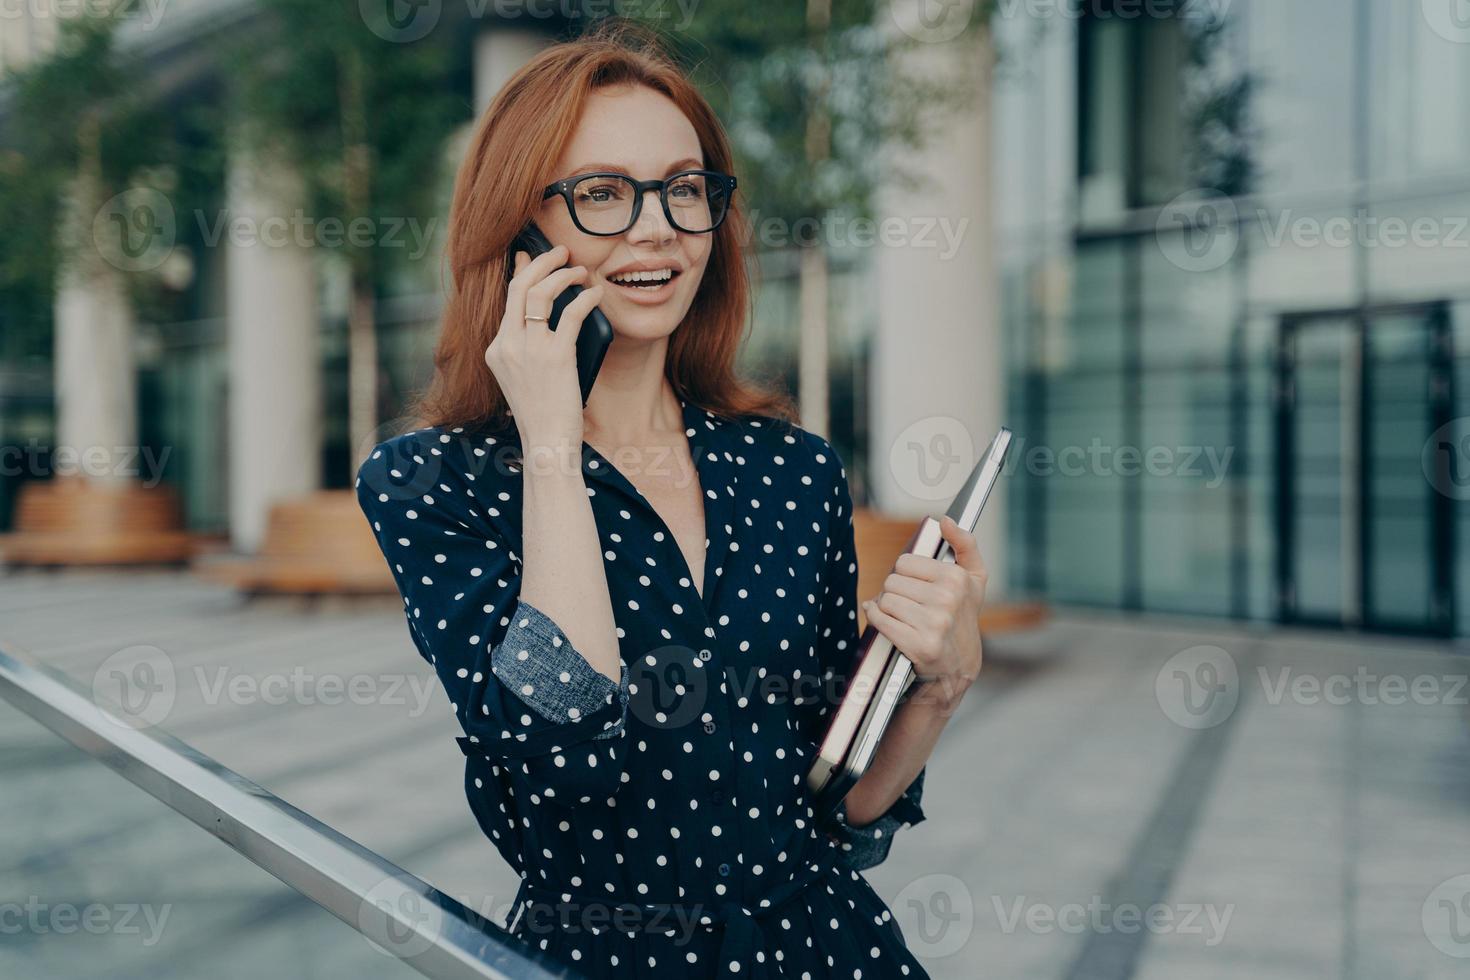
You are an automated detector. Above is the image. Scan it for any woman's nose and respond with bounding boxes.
[628,188,677,245]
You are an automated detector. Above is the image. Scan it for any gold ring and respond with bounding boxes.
[524,314,549,323]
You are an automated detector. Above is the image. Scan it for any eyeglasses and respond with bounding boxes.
[542,169,737,236]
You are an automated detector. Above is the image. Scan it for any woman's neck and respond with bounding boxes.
[582,382,684,449]
[581,340,685,447]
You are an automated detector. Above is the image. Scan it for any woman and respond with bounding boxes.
[355,22,987,980]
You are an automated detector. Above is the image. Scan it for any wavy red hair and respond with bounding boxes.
[409,20,798,435]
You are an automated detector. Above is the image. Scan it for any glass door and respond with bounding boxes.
[1277,305,1454,635]
[1277,315,1359,626]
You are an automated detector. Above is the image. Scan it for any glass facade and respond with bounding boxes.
[995,2,1470,636]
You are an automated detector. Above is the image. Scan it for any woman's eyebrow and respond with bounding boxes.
[565,157,705,178]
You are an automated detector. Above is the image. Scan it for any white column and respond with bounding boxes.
[54,175,137,487]
[473,27,551,115]
[54,258,137,486]
[225,135,321,552]
[870,22,1006,596]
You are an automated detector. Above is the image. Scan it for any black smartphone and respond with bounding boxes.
[509,222,614,406]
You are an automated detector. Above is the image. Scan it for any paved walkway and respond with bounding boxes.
[2,568,1468,979]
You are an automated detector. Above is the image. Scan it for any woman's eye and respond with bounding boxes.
[668,179,702,199]
[576,183,627,205]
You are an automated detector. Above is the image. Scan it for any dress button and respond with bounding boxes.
[698,648,713,661]
[718,862,732,877]
[703,720,716,734]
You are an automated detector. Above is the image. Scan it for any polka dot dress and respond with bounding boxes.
[355,396,929,979]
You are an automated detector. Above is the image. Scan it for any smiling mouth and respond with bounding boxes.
[607,268,680,289]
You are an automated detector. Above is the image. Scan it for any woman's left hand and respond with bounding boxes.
[862,515,987,714]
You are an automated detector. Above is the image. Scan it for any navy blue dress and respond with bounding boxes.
[355,395,929,979]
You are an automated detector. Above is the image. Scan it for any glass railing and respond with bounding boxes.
[0,643,579,980]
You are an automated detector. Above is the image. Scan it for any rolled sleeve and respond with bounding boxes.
[824,767,927,872]
[490,599,630,738]
[355,430,630,804]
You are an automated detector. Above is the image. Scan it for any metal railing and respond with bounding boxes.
[0,643,579,980]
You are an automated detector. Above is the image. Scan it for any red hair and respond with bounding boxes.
[410,19,798,433]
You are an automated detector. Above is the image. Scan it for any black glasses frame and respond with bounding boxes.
[542,169,738,236]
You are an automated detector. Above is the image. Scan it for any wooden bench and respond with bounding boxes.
[0,476,194,566]
[193,490,395,595]
[853,506,1048,635]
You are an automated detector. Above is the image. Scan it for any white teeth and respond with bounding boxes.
[610,268,674,284]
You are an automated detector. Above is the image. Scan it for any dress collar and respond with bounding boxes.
[488,395,743,621]
[584,396,740,620]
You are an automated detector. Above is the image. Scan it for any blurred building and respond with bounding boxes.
[994,0,1470,637]
[0,4,1005,592]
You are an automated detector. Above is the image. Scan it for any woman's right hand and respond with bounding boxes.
[484,243,606,450]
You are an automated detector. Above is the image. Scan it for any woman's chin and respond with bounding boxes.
[605,301,693,341]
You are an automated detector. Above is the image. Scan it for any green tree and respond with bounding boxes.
[624,1,991,438]
[219,0,466,478]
